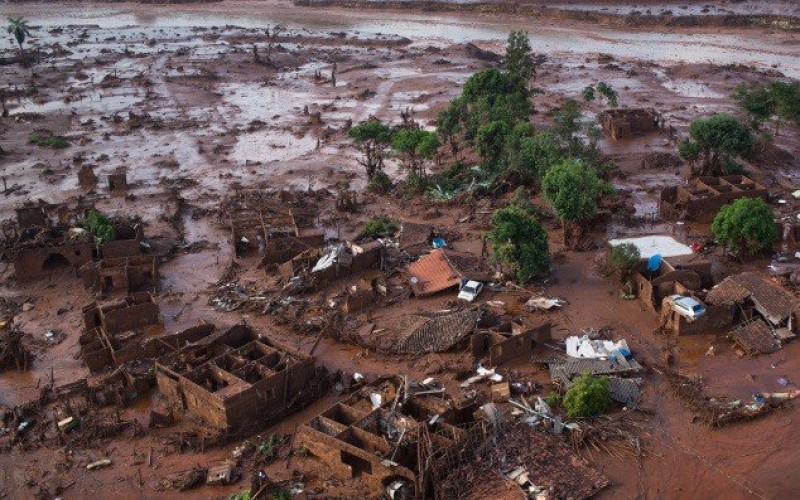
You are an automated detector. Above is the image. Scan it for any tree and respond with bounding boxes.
[6,16,31,59]
[770,81,800,135]
[436,97,467,155]
[348,121,393,179]
[677,138,700,171]
[680,114,753,177]
[734,84,775,130]
[476,120,511,170]
[486,200,550,284]
[506,131,561,184]
[505,31,534,93]
[595,82,618,107]
[542,159,607,248]
[552,98,582,151]
[562,373,611,419]
[542,159,602,223]
[609,243,641,282]
[582,85,595,103]
[392,128,439,178]
[711,197,777,257]
[462,68,517,105]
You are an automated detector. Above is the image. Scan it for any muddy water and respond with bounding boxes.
[3,0,799,77]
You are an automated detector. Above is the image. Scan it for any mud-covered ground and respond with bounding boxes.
[0,1,799,499]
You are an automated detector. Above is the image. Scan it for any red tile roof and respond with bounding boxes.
[408,249,462,296]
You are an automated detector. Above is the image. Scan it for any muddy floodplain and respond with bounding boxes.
[1,1,800,499]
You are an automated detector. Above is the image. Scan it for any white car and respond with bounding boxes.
[458,280,484,302]
[670,295,706,320]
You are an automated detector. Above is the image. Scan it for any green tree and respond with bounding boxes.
[734,84,775,130]
[486,200,550,284]
[582,85,595,103]
[770,81,800,135]
[505,31,534,93]
[476,120,511,170]
[596,82,618,107]
[681,114,753,177]
[609,242,641,282]
[436,97,467,154]
[6,16,30,58]
[677,138,700,171]
[392,128,440,178]
[348,121,393,179]
[711,197,777,256]
[506,131,561,184]
[552,98,582,151]
[462,68,517,105]
[562,373,611,419]
[542,159,607,248]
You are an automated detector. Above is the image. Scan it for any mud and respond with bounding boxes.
[0,1,799,500]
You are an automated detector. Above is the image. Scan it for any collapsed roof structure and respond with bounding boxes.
[156,323,327,434]
[297,376,496,499]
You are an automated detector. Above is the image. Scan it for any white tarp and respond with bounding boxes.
[608,235,693,259]
[312,244,345,273]
[566,335,630,360]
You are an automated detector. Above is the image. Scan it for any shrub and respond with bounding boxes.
[367,171,392,193]
[562,373,611,419]
[363,216,397,237]
[29,133,69,149]
[84,210,115,244]
[609,243,641,279]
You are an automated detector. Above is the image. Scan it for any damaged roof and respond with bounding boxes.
[408,249,463,296]
[731,319,780,355]
[398,220,433,252]
[706,272,798,324]
[394,310,480,354]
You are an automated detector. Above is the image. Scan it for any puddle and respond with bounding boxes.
[231,130,317,164]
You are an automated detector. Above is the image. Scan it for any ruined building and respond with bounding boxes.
[226,195,324,260]
[2,203,149,282]
[79,293,165,372]
[297,376,494,498]
[598,108,660,141]
[155,323,327,434]
[660,175,769,223]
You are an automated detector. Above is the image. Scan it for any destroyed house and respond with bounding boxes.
[155,324,325,433]
[229,201,323,259]
[598,108,659,141]
[408,249,488,297]
[297,377,489,498]
[660,175,769,223]
[7,225,94,281]
[81,254,159,295]
[279,240,384,282]
[4,205,145,282]
[706,272,800,333]
[79,293,165,372]
[398,221,433,257]
[609,235,712,314]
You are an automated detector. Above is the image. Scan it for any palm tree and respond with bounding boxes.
[7,17,31,58]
